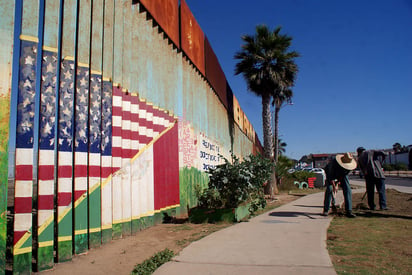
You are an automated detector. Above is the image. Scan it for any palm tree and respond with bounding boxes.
[235,25,299,196]
[276,138,287,156]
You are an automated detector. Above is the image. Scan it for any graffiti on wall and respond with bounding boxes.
[199,134,222,172]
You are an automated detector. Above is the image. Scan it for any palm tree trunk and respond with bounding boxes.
[262,94,273,159]
[262,94,274,195]
[272,105,280,194]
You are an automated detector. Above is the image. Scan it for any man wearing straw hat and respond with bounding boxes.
[322,152,357,218]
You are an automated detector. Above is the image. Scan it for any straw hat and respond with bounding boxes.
[336,152,357,171]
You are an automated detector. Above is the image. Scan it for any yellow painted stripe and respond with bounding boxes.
[101,224,113,230]
[20,34,38,42]
[38,215,54,235]
[13,246,32,256]
[102,76,112,82]
[57,204,72,224]
[154,204,180,214]
[14,230,32,251]
[58,236,72,242]
[38,241,54,248]
[89,227,101,233]
[89,181,101,195]
[112,217,133,224]
[63,56,75,61]
[101,174,113,189]
[75,229,88,235]
[74,193,87,208]
[43,45,58,52]
[77,62,89,68]
[91,69,102,75]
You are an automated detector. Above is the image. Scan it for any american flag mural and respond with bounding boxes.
[100,79,113,243]
[1,1,269,273]
[56,58,74,261]
[13,39,37,269]
[37,49,58,270]
[88,73,102,247]
[73,65,89,254]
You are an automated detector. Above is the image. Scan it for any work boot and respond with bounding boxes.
[345,211,356,218]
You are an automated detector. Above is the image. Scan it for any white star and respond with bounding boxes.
[78,112,86,121]
[63,107,71,117]
[64,70,72,79]
[25,55,35,65]
[45,86,53,94]
[43,122,52,135]
[79,128,86,138]
[92,100,99,108]
[22,97,31,108]
[79,93,87,103]
[47,62,54,73]
[93,84,99,92]
[80,77,87,87]
[46,102,54,113]
[23,79,32,88]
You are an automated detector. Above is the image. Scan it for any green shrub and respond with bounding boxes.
[288,170,315,182]
[197,153,273,213]
[131,248,174,275]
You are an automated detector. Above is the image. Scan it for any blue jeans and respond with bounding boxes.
[365,175,387,209]
[323,176,352,213]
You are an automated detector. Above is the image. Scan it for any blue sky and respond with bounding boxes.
[185,0,412,160]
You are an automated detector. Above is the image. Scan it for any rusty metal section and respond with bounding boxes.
[180,0,205,76]
[205,37,227,110]
[139,0,179,48]
[233,95,244,130]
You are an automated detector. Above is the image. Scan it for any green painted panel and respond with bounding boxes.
[112,223,122,240]
[37,246,54,271]
[101,229,112,244]
[12,253,31,275]
[122,221,131,237]
[57,209,72,262]
[177,167,209,217]
[89,232,101,249]
[57,241,72,262]
[74,198,88,254]
[88,185,101,248]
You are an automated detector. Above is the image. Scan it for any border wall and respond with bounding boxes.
[0,0,263,273]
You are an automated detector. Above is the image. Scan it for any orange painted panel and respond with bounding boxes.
[140,0,179,47]
[205,37,227,109]
[180,0,205,75]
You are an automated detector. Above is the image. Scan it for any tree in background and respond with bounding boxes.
[235,25,299,196]
[275,138,288,156]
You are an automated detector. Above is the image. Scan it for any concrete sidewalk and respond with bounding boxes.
[155,191,355,275]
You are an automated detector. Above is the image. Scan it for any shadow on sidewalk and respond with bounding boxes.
[268,211,321,219]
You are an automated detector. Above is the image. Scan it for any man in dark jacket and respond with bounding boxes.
[322,153,357,218]
[357,147,388,210]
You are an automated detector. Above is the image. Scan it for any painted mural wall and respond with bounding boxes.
[0,1,262,273]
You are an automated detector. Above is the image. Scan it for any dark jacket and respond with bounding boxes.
[358,150,386,179]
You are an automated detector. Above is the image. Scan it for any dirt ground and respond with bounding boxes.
[352,188,412,217]
[39,193,299,275]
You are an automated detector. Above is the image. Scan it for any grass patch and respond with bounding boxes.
[131,248,174,275]
[328,189,412,274]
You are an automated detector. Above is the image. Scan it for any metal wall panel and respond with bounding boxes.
[205,37,227,110]
[180,0,205,76]
[1,1,261,272]
[139,0,180,48]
